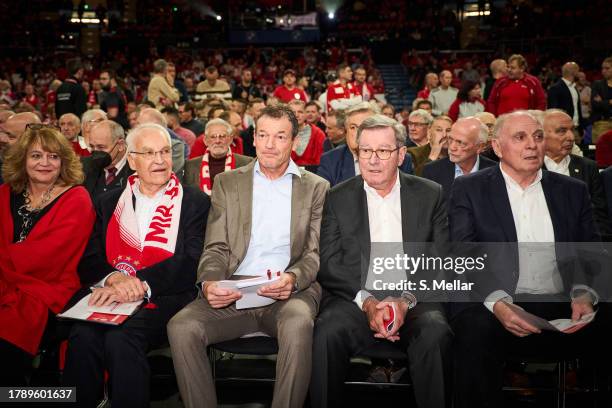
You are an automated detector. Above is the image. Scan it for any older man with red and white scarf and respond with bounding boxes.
[63,123,210,408]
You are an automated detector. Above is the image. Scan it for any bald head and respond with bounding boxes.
[490,59,508,79]
[3,112,41,143]
[561,62,580,81]
[0,110,14,124]
[137,108,168,127]
[448,117,487,170]
[543,109,574,162]
[425,72,439,89]
[439,70,453,88]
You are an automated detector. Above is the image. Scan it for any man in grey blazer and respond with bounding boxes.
[183,118,253,194]
[168,105,329,408]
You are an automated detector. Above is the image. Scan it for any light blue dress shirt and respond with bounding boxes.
[454,155,480,179]
[234,160,301,277]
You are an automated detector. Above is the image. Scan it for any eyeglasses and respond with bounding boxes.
[407,121,428,128]
[358,147,399,160]
[86,118,105,125]
[206,133,229,141]
[129,147,172,160]
[26,123,60,131]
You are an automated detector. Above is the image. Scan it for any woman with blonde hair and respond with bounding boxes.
[0,125,95,385]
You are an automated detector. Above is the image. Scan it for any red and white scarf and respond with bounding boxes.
[199,148,235,195]
[106,173,183,275]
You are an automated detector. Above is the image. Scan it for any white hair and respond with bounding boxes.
[492,110,541,140]
[126,123,171,152]
[409,109,434,126]
[81,109,107,131]
[205,118,233,135]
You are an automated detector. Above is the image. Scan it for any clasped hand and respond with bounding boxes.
[89,272,147,307]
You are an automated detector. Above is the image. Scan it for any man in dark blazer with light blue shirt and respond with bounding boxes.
[547,62,584,130]
[317,101,413,186]
[448,110,605,408]
[422,117,496,204]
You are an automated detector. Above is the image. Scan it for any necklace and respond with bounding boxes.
[16,183,56,242]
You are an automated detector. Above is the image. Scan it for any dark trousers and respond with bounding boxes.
[0,339,30,386]
[452,301,610,408]
[62,292,192,408]
[311,295,453,408]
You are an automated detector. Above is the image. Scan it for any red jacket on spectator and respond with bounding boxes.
[272,85,308,103]
[326,80,361,111]
[417,87,431,100]
[291,124,326,166]
[486,74,546,116]
[354,81,375,101]
[71,140,91,157]
[448,98,486,122]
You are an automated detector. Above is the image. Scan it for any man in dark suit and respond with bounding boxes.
[183,118,253,194]
[318,102,413,186]
[547,62,583,130]
[312,114,452,408]
[82,120,134,199]
[601,166,612,234]
[449,110,603,408]
[543,109,609,234]
[63,123,210,407]
[423,117,496,203]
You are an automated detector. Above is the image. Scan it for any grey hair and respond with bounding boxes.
[138,108,168,127]
[492,110,541,140]
[126,123,172,152]
[153,59,168,74]
[81,109,107,130]
[346,101,380,118]
[93,120,125,142]
[476,121,489,143]
[59,113,80,126]
[205,118,233,135]
[356,114,407,148]
[409,109,434,126]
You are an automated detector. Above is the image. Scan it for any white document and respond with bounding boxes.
[58,294,143,325]
[507,303,596,333]
[217,275,281,310]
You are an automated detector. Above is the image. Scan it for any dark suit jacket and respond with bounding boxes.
[77,184,210,298]
[600,166,612,234]
[547,79,584,128]
[318,173,449,303]
[591,79,612,122]
[183,153,253,190]
[82,153,134,200]
[422,155,496,204]
[317,144,414,187]
[543,154,609,235]
[449,166,599,305]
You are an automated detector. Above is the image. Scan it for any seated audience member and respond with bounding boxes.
[63,123,210,408]
[423,117,496,204]
[195,66,232,101]
[412,98,434,115]
[162,106,197,149]
[137,108,186,175]
[241,98,267,157]
[313,114,452,408]
[0,125,94,385]
[167,105,329,408]
[429,70,458,116]
[178,102,205,136]
[0,112,43,184]
[449,110,604,407]
[474,111,499,162]
[184,118,253,194]
[59,113,89,156]
[543,109,609,234]
[273,69,308,103]
[81,108,108,148]
[381,104,396,119]
[417,72,439,99]
[218,110,245,155]
[405,108,432,148]
[318,102,413,186]
[82,120,132,199]
[288,99,326,169]
[407,114,452,176]
[448,81,486,122]
[305,101,327,132]
[323,109,346,152]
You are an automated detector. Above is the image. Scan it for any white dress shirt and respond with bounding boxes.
[561,78,580,127]
[544,155,571,177]
[354,171,403,309]
[233,160,300,278]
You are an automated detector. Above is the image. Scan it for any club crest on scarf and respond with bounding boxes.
[106,172,183,273]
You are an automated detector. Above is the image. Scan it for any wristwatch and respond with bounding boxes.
[400,291,417,310]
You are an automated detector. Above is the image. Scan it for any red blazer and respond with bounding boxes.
[0,185,95,354]
[291,124,326,166]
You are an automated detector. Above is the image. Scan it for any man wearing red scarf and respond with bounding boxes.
[63,124,210,408]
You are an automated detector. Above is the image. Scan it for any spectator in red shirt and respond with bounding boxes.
[162,106,197,149]
[417,72,440,99]
[448,81,486,122]
[288,99,325,168]
[486,54,546,116]
[327,63,361,112]
[59,113,90,157]
[272,69,308,103]
[353,65,375,102]
[22,84,40,110]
